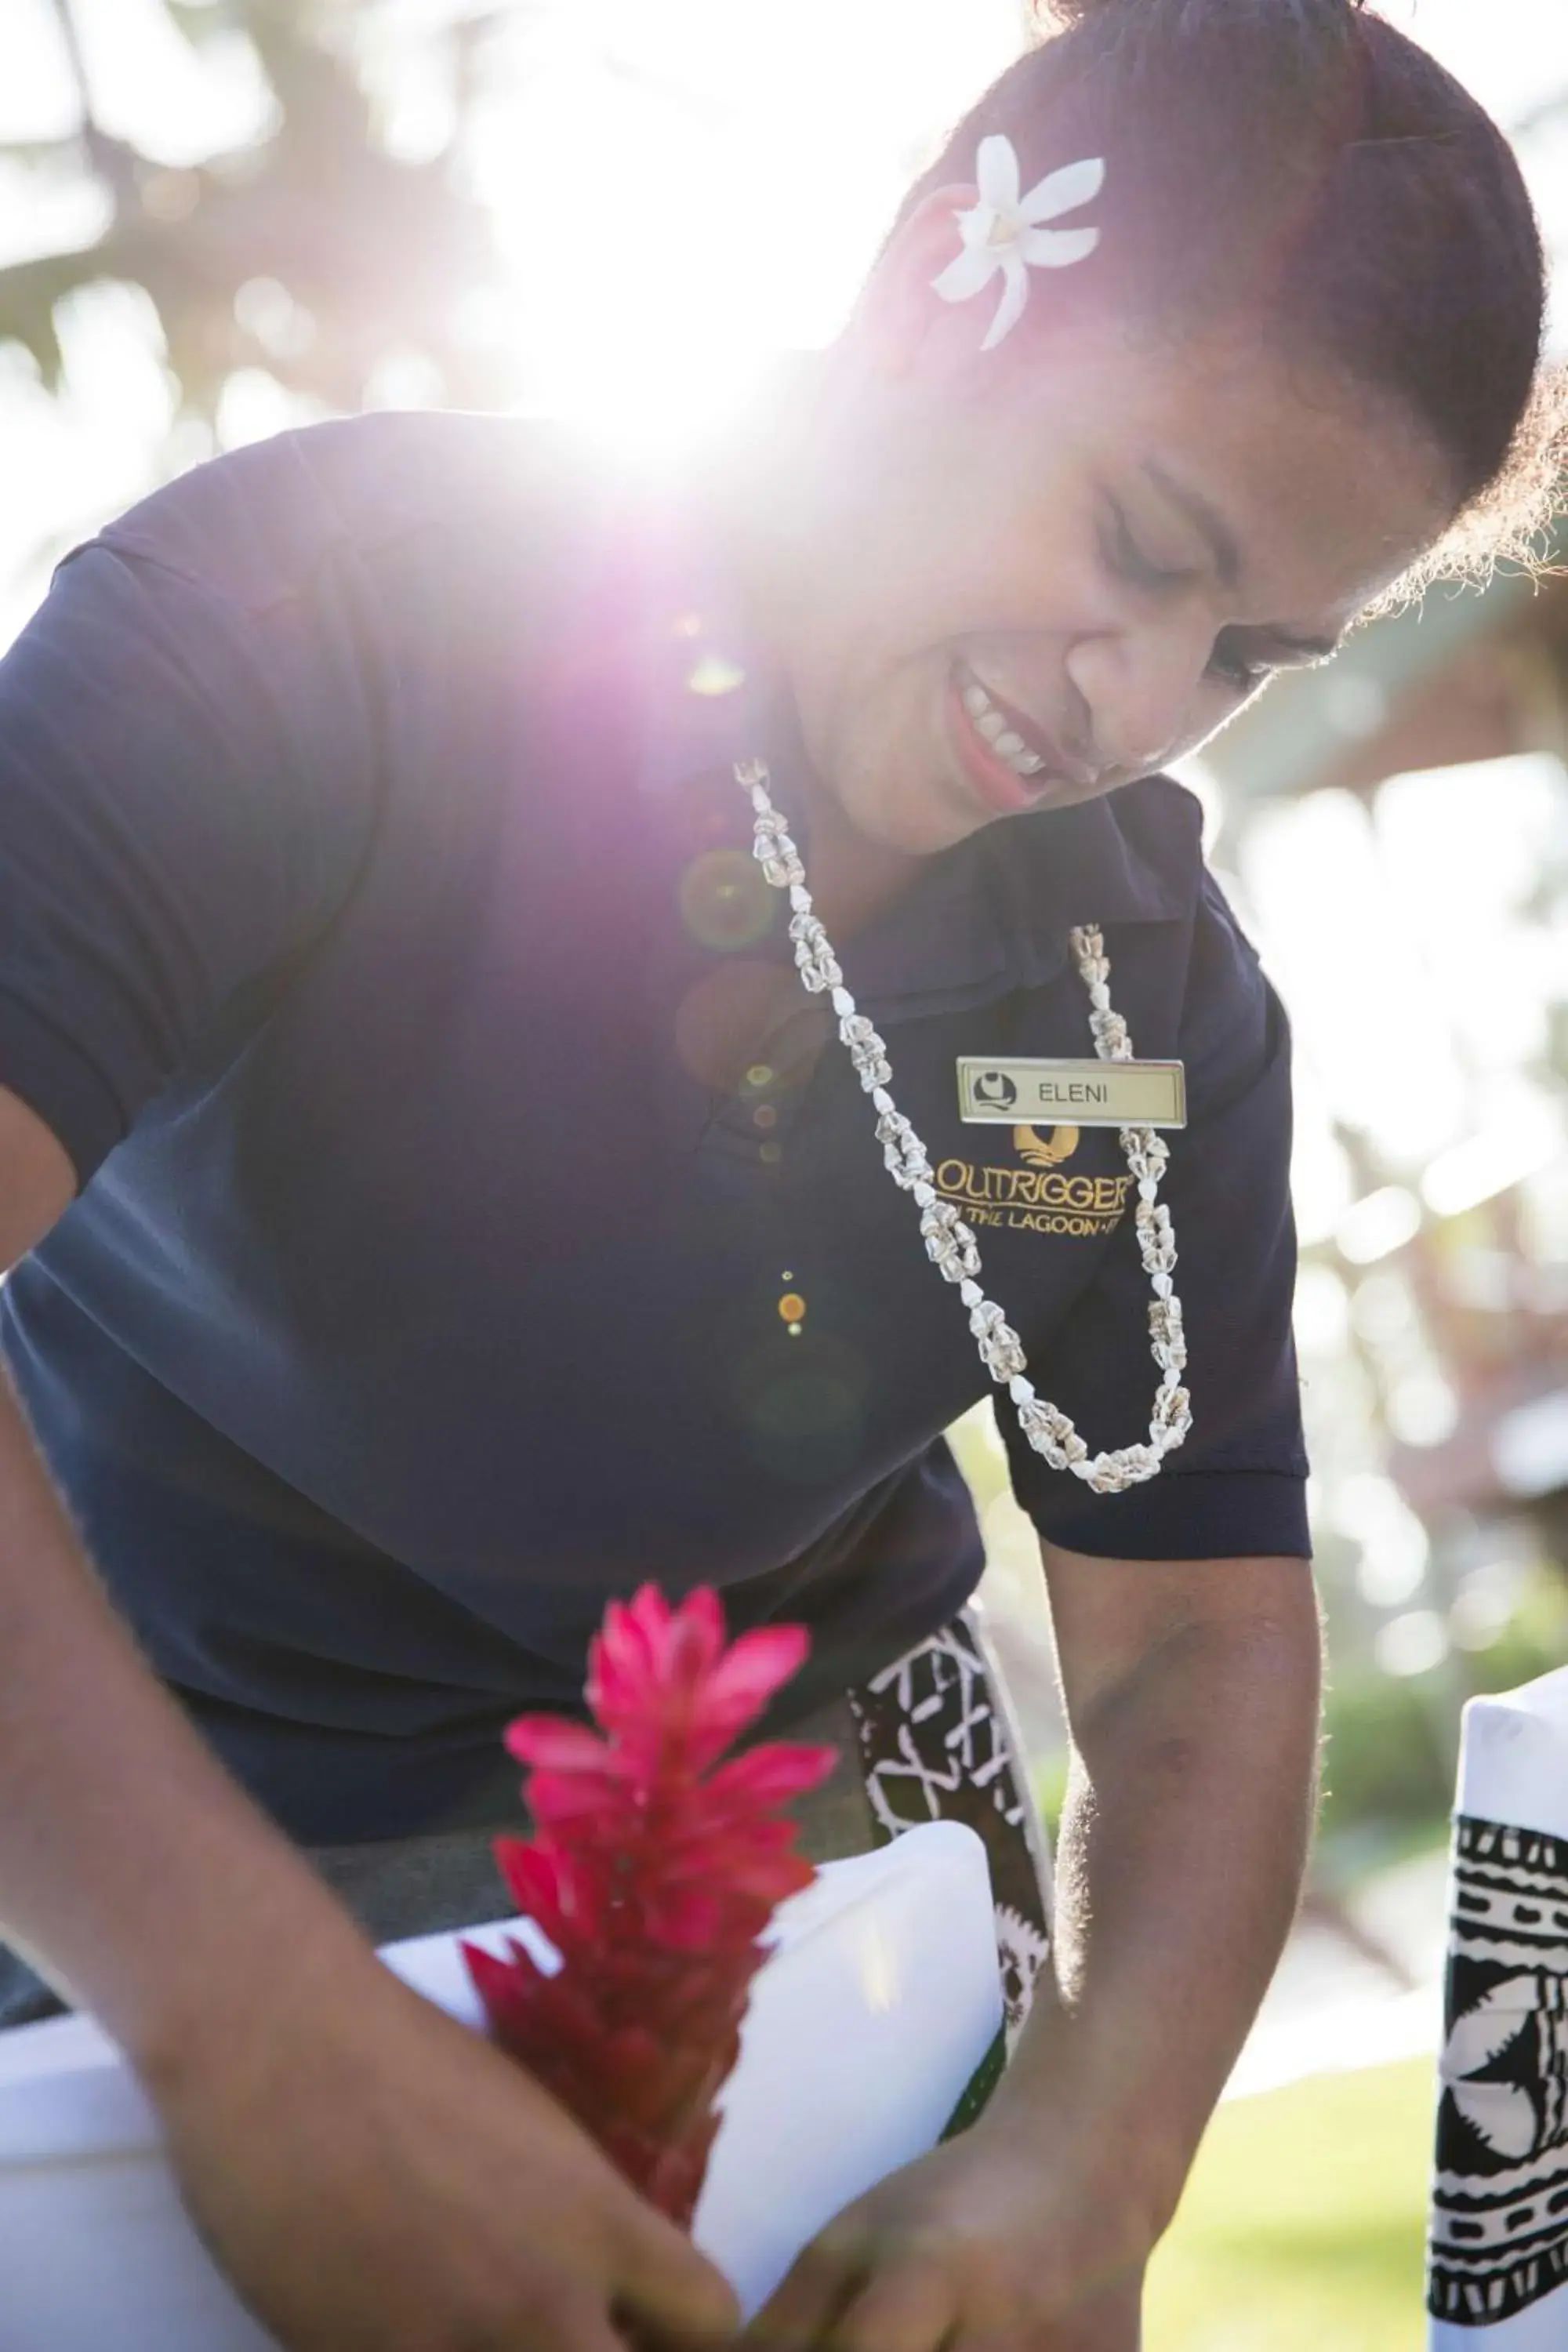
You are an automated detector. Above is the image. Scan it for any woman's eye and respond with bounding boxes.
[1207,632,1268,695]
[1102,503,1185,593]
[1098,499,1273,696]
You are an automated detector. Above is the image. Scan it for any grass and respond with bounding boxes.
[1144,2060,1434,2352]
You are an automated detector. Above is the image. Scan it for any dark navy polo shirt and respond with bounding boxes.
[0,412,1308,1842]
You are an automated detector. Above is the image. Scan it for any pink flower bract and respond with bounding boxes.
[463,1584,837,2223]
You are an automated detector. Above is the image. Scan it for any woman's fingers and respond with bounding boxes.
[744,2227,866,2347]
[613,2209,742,2351]
[820,2258,958,2351]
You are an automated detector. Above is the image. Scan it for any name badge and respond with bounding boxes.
[956,1057,1187,1130]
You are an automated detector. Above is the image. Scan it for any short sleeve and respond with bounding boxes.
[0,441,380,1187]
[1004,873,1311,1562]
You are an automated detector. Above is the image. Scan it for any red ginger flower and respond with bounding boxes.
[463,1584,837,2224]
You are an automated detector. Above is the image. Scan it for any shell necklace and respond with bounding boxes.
[737,758,1191,1494]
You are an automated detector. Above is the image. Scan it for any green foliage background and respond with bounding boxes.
[1146,2061,1432,2352]
[0,0,514,415]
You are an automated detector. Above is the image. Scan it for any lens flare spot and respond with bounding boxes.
[779,1293,807,1327]
[677,849,772,951]
[687,654,746,699]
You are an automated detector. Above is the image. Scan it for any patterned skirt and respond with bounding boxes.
[0,1606,1053,2068]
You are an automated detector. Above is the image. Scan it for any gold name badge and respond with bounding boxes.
[956,1057,1187,1130]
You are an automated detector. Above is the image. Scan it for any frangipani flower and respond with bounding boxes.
[464,1584,837,2223]
[931,134,1105,352]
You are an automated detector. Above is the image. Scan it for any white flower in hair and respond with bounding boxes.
[931,134,1105,352]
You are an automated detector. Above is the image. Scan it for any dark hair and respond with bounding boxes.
[898,0,1563,583]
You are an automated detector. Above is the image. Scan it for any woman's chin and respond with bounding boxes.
[836,772,984,860]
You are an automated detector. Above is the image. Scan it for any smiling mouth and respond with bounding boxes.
[947,659,1098,815]
[956,666,1051,781]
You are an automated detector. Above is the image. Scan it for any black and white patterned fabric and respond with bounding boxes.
[847,1608,1053,2065]
[1430,1813,1568,2331]
[0,1613,1052,2054]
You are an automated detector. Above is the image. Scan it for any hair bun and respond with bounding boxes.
[1042,0,1363,27]
[1036,0,1369,148]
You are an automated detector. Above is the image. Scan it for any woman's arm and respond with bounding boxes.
[0,1081,737,2352]
[989,1540,1323,2248]
[0,1095,372,2057]
[745,1537,1321,2350]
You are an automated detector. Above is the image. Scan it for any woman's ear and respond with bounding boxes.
[848,184,984,380]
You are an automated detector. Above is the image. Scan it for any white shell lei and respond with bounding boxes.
[738,758,1192,1494]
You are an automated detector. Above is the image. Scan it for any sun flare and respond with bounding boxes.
[464,0,1023,456]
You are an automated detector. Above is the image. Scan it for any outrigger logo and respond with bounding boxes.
[935,1124,1133,1239]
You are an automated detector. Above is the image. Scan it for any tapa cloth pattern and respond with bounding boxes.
[1431,1813,1568,2334]
[0,1610,1051,2045]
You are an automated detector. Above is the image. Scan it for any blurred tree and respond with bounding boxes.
[0,0,517,416]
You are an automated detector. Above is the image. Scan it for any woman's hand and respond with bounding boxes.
[742,2113,1143,2351]
[151,1946,741,2352]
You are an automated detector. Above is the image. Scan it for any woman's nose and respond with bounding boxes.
[1064,619,1216,778]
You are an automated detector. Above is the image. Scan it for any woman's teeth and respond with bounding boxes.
[959,677,1047,779]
